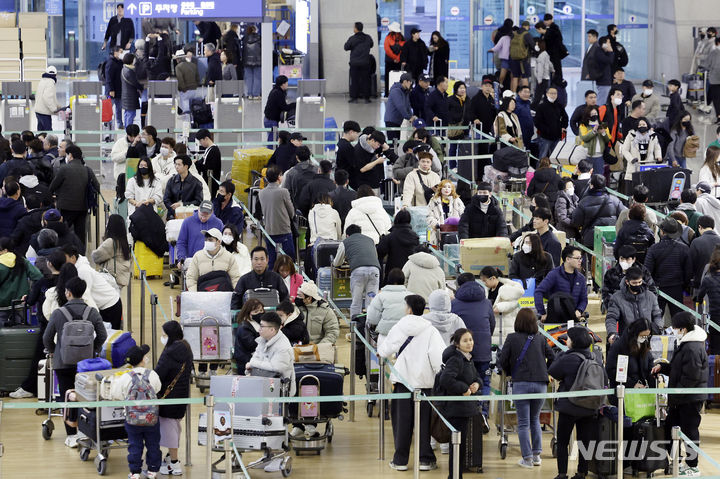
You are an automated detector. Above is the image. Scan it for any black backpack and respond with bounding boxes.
[492,147,528,178]
[85,166,98,214]
[627,231,651,264]
[545,292,577,324]
[98,61,107,84]
[190,98,214,127]
[196,270,233,292]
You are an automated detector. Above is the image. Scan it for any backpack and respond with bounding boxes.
[125,369,159,426]
[627,230,651,264]
[196,270,233,292]
[190,98,214,128]
[545,291,576,324]
[58,305,94,365]
[85,166,99,213]
[98,60,107,84]
[568,351,608,410]
[509,31,529,60]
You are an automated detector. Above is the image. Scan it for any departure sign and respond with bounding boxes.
[124,0,263,19]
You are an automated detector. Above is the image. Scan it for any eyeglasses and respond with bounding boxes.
[259,325,273,329]
[568,256,583,261]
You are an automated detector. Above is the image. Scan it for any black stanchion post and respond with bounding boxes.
[378,356,385,460]
[185,405,192,467]
[139,270,146,345]
[150,293,158,367]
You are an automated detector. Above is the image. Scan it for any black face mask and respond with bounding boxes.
[628,283,644,294]
[637,126,649,134]
[529,205,536,213]
[294,297,305,308]
[138,167,149,175]
[251,313,263,322]
[477,194,490,203]
[682,121,691,128]
[216,193,226,202]
[590,115,599,121]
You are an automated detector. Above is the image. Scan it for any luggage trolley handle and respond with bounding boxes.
[199,316,221,361]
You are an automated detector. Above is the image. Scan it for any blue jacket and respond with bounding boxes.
[175,211,223,262]
[424,88,450,126]
[451,280,495,362]
[384,82,412,124]
[514,97,535,146]
[212,198,244,232]
[534,265,588,315]
[410,84,429,118]
[0,197,26,238]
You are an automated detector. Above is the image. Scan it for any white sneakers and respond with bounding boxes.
[304,424,319,437]
[9,387,33,399]
[160,454,183,476]
[290,427,304,437]
[518,458,534,469]
[439,443,450,454]
[65,434,79,448]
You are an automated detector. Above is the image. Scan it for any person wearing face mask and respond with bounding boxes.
[458,183,508,239]
[212,180,244,231]
[273,254,303,301]
[219,224,250,276]
[184,227,241,292]
[154,321,193,477]
[577,106,611,181]
[194,129,221,197]
[401,152,440,208]
[125,157,163,218]
[620,99,646,138]
[651,312,708,478]
[174,200,223,267]
[613,203,655,265]
[479,266,525,345]
[621,118,663,189]
[233,299,265,372]
[600,87,627,148]
[295,280,339,345]
[510,233,554,288]
[665,111,696,169]
[110,124,140,180]
[632,80,661,120]
[605,267,662,343]
[601,245,655,309]
[555,178,579,239]
[137,125,160,159]
[605,318,655,407]
[275,299,310,346]
[533,87,569,159]
[426,179,465,245]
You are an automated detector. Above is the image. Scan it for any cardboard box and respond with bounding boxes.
[459,237,512,274]
[22,40,47,56]
[0,12,16,28]
[20,27,45,41]
[0,41,20,56]
[18,12,47,29]
[0,28,18,41]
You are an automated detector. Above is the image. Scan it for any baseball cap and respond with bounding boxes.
[202,227,222,241]
[198,200,213,213]
[125,344,150,366]
[481,74,495,84]
[388,22,401,33]
[43,208,61,222]
[290,132,307,141]
[695,181,712,194]
[410,27,422,34]
[659,217,681,239]
[418,74,431,83]
[412,118,426,129]
[46,66,57,75]
[399,72,413,83]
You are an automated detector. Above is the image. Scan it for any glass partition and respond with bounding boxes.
[617,0,649,79]
[440,0,470,77]
[377,0,402,78]
[472,0,505,79]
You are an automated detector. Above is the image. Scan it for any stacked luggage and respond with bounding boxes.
[231,148,273,205]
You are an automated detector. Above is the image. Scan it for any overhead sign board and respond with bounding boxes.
[124,0,263,19]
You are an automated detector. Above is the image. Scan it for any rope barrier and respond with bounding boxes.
[679,431,720,472]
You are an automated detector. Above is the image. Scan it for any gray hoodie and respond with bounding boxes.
[696,193,720,229]
[402,252,445,300]
[423,290,466,346]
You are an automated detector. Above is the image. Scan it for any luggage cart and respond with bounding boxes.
[40,354,64,439]
[364,321,380,417]
[194,316,232,393]
[77,373,129,476]
[495,371,557,460]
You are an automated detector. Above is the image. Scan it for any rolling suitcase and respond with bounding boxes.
[133,240,164,278]
[314,240,340,269]
[0,303,40,393]
[464,414,484,473]
[631,418,668,476]
[588,414,616,478]
[243,288,280,309]
[290,363,345,418]
[708,355,720,404]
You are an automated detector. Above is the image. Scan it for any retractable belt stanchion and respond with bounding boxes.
[378,356,386,461]
[185,406,192,467]
[451,429,461,479]
[150,293,158,367]
[413,389,421,479]
[205,395,215,478]
[126,277,132,333]
[671,426,680,477]
[349,320,357,423]
[139,270,146,345]
[616,384,625,479]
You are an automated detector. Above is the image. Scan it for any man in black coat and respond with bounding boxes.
[400,28,429,80]
[354,130,397,191]
[204,43,222,87]
[689,215,720,289]
[570,90,597,136]
[222,24,242,78]
[541,14,566,83]
[297,160,336,216]
[194,21,222,48]
[581,29,600,82]
[601,245,657,309]
[344,22,374,103]
[105,47,124,129]
[263,76,296,142]
[329,169,357,229]
[458,183,508,239]
[644,218,692,318]
[607,24,629,71]
[534,86,569,159]
[163,155,204,220]
[424,76,450,127]
[102,4,134,52]
[410,75,431,118]
[336,120,360,175]
[231,246,289,309]
[467,76,498,139]
[11,201,52,257]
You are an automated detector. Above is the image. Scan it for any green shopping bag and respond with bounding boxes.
[625,392,656,422]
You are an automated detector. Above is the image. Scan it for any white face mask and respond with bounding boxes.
[160,335,168,345]
[521,244,532,254]
[636,336,647,344]
[160,147,169,157]
[613,97,623,106]
[643,88,653,96]
[546,97,556,103]
[186,57,192,62]
[221,234,234,245]
[671,328,684,340]
[534,45,540,52]
[141,137,149,144]
[204,241,216,251]
[619,260,632,271]
[566,187,575,196]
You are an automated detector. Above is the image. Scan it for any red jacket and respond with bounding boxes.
[384,33,405,64]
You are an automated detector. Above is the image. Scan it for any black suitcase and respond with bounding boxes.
[243,288,280,309]
[464,414,484,473]
[632,418,669,476]
[589,415,616,478]
[0,301,40,394]
[314,240,340,269]
[290,363,346,418]
[78,407,127,442]
[631,167,692,204]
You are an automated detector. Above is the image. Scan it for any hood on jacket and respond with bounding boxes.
[396,314,434,337]
[311,203,337,219]
[497,277,525,299]
[350,195,384,214]
[358,134,376,154]
[618,279,650,299]
[389,81,407,96]
[0,252,16,268]
[676,203,696,212]
[408,252,440,270]
[163,340,193,363]
[678,326,708,344]
[425,310,464,334]
[441,344,466,363]
[283,307,302,326]
[699,193,720,210]
[0,197,23,212]
[454,280,487,302]
[428,289,451,312]
[41,73,57,83]
[19,175,39,188]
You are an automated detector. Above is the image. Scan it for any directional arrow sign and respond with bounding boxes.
[127,3,137,14]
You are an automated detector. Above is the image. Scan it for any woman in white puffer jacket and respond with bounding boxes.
[343,185,392,244]
[479,266,524,345]
[308,194,342,244]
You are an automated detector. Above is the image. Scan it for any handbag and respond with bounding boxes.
[160,363,186,399]
[430,406,452,443]
[416,170,435,204]
[624,387,656,422]
[447,123,466,139]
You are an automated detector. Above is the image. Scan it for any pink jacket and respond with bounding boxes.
[287,273,304,300]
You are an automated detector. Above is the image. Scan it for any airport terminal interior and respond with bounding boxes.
[2,0,720,478]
